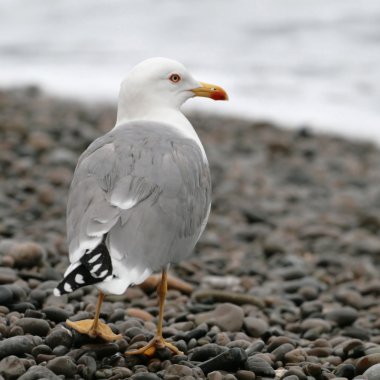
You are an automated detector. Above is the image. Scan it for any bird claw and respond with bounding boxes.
[125,335,183,357]
[66,319,122,341]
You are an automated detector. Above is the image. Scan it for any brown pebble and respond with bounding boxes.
[356,353,380,374]
[139,274,193,294]
[126,308,154,321]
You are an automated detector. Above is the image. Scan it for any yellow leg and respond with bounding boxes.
[66,291,121,341]
[126,268,183,357]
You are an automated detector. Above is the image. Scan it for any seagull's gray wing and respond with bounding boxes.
[67,121,211,271]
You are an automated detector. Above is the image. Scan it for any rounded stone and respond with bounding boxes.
[9,242,45,268]
[46,356,77,377]
[163,364,193,379]
[245,356,275,377]
[243,317,268,338]
[45,329,73,349]
[0,336,36,359]
[194,303,244,332]
[15,318,50,337]
[0,355,26,380]
[18,365,61,380]
[0,286,14,305]
[363,363,380,380]
[235,369,256,380]
[357,353,380,374]
[325,307,358,327]
[42,307,70,323]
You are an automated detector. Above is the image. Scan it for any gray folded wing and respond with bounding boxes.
[67,121,211,271]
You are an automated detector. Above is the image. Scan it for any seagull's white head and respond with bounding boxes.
[117,57,228,124]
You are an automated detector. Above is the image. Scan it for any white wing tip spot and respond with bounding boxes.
[53,288,61,297]
[75,274,85,284]
[91,263,102,273]
[98,270,108,278]
[64,283,73,293]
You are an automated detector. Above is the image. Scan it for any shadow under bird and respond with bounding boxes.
[54,57,228,356]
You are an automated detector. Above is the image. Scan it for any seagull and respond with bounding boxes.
[54,57,228,356]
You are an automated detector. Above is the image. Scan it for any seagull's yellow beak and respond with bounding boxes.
[191,82,229,101]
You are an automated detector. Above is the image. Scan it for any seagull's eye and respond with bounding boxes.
[169,73,181,83]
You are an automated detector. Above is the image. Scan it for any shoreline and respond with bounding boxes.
[1,86,380,379]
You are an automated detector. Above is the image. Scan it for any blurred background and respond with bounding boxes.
[0,0,379,140]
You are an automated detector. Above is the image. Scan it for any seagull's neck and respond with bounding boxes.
[115,105,207,160]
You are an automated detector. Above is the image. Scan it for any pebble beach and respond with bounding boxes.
[1,87,380,379]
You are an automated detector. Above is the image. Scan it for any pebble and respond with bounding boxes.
[45,329,73,349]
[363,363,380,380]
[42,307,70,323]
[17,365,61,380]
[2,88,380,379]
[0,336,39,359]
[46,356,77,377]
[164,364,193,379]
[0,355,26,380]
[325,306,358,327]
[190,344,228,362]
[245,355,275,377]
[194,303,244,332]
[0,286,14,305]
[235,370,256,380]
[198,347,247,375]
[9,242,45,268]
[334,363,356,378]
[357,354,380,374]
[243,317,268,338]
[15,318,50,336]
[77,354,97,380]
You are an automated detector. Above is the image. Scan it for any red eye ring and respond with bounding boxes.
[169,73,181,83]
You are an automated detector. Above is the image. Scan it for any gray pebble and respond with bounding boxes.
[194,303,244,332]
[363,364,380,380]
[190,343,228,361]
[45,329,73,349]
[325,306,358,327]
[42,307,70,323]
[46,356,77,377]
[245,355,275,377]
[243,317,268,338]
[17,365,60,380]
[0,336,38,359]
[0,355,26,380]
[198,347,247,375]
[0,286,14,305]
[15,318,50,336]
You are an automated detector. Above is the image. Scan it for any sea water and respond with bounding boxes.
[0,0,379,142]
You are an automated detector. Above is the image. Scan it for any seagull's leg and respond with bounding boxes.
[126,267,183,357]
[66,291,121,341]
